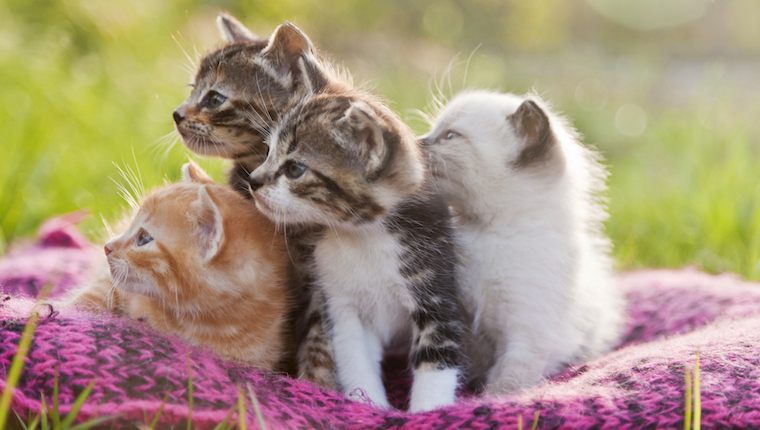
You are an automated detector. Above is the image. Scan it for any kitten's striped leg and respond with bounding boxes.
[296,290,340,391]
[408,300,464,412]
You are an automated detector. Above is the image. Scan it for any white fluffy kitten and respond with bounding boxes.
[421,90,624,394]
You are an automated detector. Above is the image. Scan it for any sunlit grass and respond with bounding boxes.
[2,0,759,281]
[607,114,760,279]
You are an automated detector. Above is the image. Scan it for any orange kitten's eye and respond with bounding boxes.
[444,130,461,140]
[137,230,153,247]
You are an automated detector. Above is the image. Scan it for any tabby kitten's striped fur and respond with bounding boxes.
[173,15,351,196]
[249,92,465,412]
[174,15,350,390]
[70,162,290,369]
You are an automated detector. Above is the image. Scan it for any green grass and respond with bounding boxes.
[1,2,758,285]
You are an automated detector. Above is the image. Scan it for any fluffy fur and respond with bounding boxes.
[173,15,351,196]
[422,90,624,394]
[69,162,290,369]
[249,92,465,412]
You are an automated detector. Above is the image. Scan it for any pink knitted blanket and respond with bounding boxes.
[2,216,759,429]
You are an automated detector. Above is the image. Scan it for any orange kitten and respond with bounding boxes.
[70,161,289,370]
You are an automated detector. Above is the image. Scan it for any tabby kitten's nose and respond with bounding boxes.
[248,175,265,192]
[104,243,113,256]
[173,110,185,125]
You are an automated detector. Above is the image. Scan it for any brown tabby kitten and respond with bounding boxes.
[249,91,465,412]
[174,15,348,390]
[70,162,289,369]
[173,14,351,196]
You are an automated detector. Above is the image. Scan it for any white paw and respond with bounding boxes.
[409,366,459,413]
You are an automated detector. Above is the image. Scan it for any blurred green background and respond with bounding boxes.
[1,0,759,278]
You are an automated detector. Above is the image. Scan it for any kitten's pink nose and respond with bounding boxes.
[104,243,113,256]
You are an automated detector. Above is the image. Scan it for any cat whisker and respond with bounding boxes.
[150,130,182,163]
[255,79,276,125]
[172,33,199,78]
[461,44,482,91]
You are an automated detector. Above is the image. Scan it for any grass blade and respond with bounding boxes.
[51,369,60,429]
[246,383,267,430]
[39,396,48,430]
[68,415,120,430]
[517,414,523,430]
[186,356,193,430]
[13,411,29,430]
[60,380,96,429]
[147,395,169,429]
[238,387,247,430]
[531,411,540,430]
[0,311,40,430]
[211,407,235,430]
[684,367,692,430]
[694,352,701,430]
[28,414,40,430]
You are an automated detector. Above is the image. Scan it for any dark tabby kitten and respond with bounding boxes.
[248,92,465,412]
[173,15,349,390]
[173,14,351,196]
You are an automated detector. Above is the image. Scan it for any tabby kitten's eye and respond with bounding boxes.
[444,130,461,140]
[284,161,307,179]
[137,230,153,247]
[203,91,227,109]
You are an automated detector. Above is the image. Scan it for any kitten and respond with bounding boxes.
[70,162,290,370]
[173,15,351,196]
[421,90,624,394]
[248,92,465,412]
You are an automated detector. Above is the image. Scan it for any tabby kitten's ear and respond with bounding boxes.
[182,160,215,184]
[264,22,315,79]
[217,13,258,43]
[194,186,225,261]
[509,99,558,168]
[340,101,387,174]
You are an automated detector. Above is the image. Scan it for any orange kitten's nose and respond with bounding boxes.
[104,243,113,256]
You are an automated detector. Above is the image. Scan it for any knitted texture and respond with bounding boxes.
[2,216,760,429]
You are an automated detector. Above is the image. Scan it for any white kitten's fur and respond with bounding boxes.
[423,90,624,394]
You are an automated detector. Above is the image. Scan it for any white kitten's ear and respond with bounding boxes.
[264,22,315,80]
[194,185,225,261]
[182,160,214,184]
[217,14,258,43]
[509,99,557,168]
[341,101,387,174]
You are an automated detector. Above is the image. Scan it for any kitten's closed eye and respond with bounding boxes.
[443,130,461,140]
[202,91,227,109]
[137,229,153,246]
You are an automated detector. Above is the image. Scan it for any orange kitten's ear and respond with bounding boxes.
[264,22,315,79]
[194,185,225,261]
[217,14,258,43]
[182,160,214,184]
[340,101,387,174]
